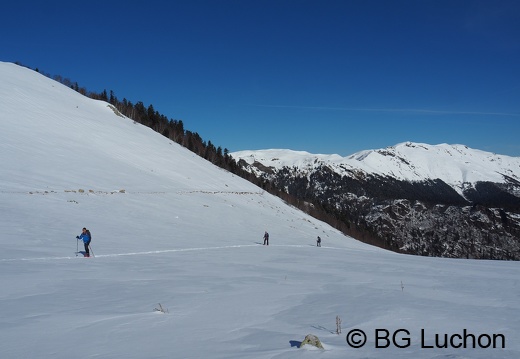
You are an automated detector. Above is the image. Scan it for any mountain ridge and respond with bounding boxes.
[232,143,520,260]
[232,142,520,197]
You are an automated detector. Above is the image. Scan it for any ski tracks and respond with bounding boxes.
[0,243,353,262]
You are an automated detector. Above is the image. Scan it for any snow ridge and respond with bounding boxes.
[232,142,520,195]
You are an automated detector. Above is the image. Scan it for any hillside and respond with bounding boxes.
[1,61,519,358]
[232,144,520,259]
[1,61,368,254]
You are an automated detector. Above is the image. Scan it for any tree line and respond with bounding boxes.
[26,63,237,174]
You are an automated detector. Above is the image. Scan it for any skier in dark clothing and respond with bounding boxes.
[76,227,91,257]
[317,236,322,247]
[263,231,269,246]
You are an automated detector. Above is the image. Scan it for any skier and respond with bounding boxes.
[317,236,321,247]
[76,227,92,257]
[263,231,269,246]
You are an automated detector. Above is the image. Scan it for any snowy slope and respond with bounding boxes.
[0,62,252,193]
[1,61,373,255]
[1,62,519,359]
[232,142,520,196]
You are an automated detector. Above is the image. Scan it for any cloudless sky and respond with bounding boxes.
[2,0,520,156]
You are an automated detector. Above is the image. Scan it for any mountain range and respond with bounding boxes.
[232,143,520,259]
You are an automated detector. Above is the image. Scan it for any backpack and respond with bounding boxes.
[86,230,92,240]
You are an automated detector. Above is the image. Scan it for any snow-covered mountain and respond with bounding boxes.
[1,61,357,253]
[232,143,520,198]
[232,144,520,260]
[1,61,519,358]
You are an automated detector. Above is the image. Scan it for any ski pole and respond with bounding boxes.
[89,244,94,258]
[76,238,79,256]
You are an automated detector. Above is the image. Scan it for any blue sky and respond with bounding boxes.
[3,0,520,156]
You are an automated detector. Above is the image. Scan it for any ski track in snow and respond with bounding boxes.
[0,244,351,262]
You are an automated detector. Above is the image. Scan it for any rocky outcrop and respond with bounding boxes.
[299,334,324,349]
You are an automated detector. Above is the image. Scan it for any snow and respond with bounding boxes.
[232,142,520,196]
[1,61,519,358]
